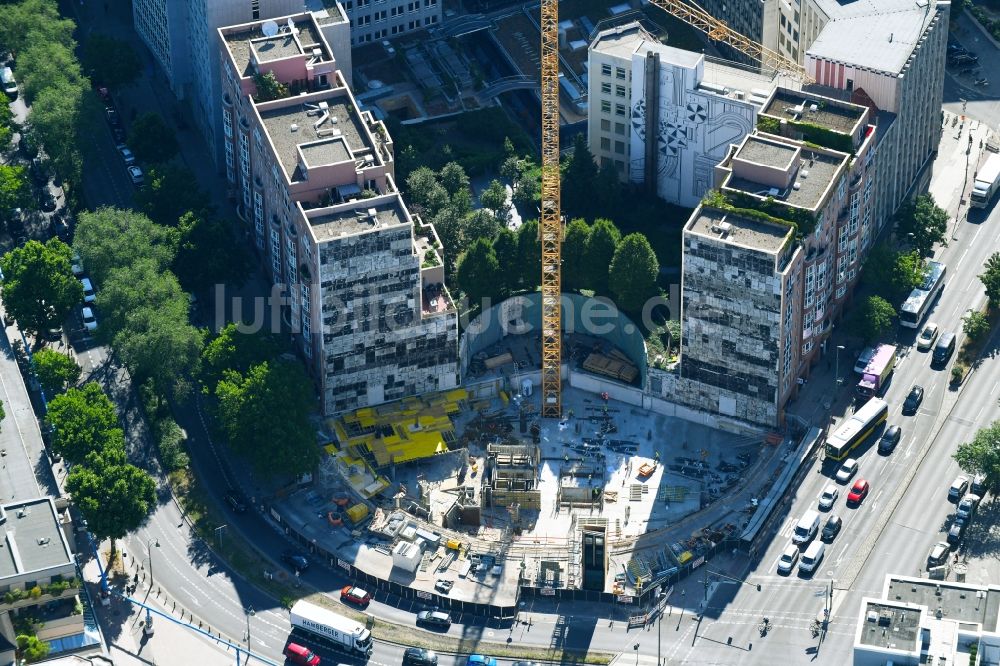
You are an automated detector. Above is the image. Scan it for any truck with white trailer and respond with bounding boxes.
[972,153,1000,209]
[289,600,373,658]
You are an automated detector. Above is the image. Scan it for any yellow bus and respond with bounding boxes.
[825,397,888,461]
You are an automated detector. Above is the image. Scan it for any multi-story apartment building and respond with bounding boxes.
[680,207,803,425]
[689,0,947,226]
[0,497,83,664]
[341,0,441,46]
[588,22,779,208]
[219,13,459,414]
[133,0,352,169]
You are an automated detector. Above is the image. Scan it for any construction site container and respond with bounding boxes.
[346,503,369,524]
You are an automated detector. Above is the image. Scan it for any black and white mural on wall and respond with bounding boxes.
[628,56,757,208]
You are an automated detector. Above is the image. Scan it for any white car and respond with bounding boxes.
[917,322,939,351]
[818,485,839,510]
[776,543,799,574]
[835,458,859,483]
[128,165,144,186]
[118,145,136,166]
[81,306,97,331]
[71,251,84,277]
[80,277,96,303]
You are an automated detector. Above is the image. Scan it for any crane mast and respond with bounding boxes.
[539,0,562,419]
[536,0,808,419]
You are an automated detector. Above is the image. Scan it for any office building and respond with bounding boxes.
[219,13,459,415]
[340,0,441,46]
[587,22,780,208]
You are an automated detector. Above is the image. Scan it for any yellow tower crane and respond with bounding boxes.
[538,0,810,419]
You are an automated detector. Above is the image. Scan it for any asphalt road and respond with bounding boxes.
[944,12,1000,129]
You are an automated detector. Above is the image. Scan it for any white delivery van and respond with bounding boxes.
[798,541,825,574]
[792,510,820,545]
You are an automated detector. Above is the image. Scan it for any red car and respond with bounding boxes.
[847,479,870,504]
[340,585,371,607]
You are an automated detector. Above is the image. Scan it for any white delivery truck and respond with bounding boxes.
[971,153,1000,209]
[289,600,373,658]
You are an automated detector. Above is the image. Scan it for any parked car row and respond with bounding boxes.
[75,254,99,333]
[103,95,143,187]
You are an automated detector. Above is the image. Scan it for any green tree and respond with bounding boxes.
[491,227,518,296]
[480,179,510,223]
[15,634,50,662]
[463,208,501,245]
[457,238,501,307]
[0,239,82,338]
[0,0,76,55]
[980,252,1000,304]
[74,207,177,285]
[46,383,124,463]
[439,162,470,197]
[136,164,211,226]
[0,102,14,152]
[15,38,85,104]
[32,348,81,397]
[584,218,621,295]
[66,452,156,561]
[517,219,542,291]
[861,244,924,301]
[500,155,522,183]
[173,211,251,293]
[127,113,179,164]
[954,420,1000,492]
[562,218,590,292]
[512,167,540,209]
[846,295,896,343]
[201,323,287,389]
[29,79,88,190]
[0,164,32,213]
[406,167,449,218]
[594,160,623,218]
[895,194,948,257]
[449,187,473,218]
[252,71,288,102]
[82,33,142,90]
[215,361,319,478]
[609,233,659,313]
[561,134,598,217]
[963,310,990,341]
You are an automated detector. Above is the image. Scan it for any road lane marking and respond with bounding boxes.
[968,277,978,292]
[976,405,985,422]
[957,248,969,269]
[992,383,999,397]
[835,541,852,566]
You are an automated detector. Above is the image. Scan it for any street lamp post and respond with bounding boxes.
[835,345,845,385]
[244,605,255,664]
[146,539,160,587]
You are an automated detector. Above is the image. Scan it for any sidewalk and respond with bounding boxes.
[81,558,249,666]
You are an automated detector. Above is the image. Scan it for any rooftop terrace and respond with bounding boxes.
[0,498,73,579]
[687,208,792,254]
[307,197,409,242]
[725,135,846,210]
[763,89,865,135]
[225,16,326,77]
[858,600,922,650]
[258,95,371,181]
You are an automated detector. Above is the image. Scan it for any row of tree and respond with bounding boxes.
[456,216,660,314]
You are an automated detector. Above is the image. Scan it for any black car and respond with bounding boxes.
[105,106,121,128]
[224,489,247,513]
[404,648,439,666]
[281,550,309,572]
[416,610,452,630]
[902,385,924,415]
[878,425,902,454]
[947,521,966,547]
[821,514,842,542]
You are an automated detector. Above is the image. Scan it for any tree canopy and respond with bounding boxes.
[32,348,81,397]
[609,233,660,313]
[895,194,948,257]
[74,207,177,285]
[173,211,251,293]
[491,228,518,297]
[46,382,124,463]
[561,219,590,292]
[846,295,896,343]
[0,164,32,214]
[0,239,82,338]
[252,71,288,102]
[562,134,599,217]
[18,40,86,104]
[82,33,142,90]
[127,112,179,164]
[585,218,622,295]
[980,252,1000,305]
[861,244,924,301]
[215,361,319,478]
[516,219,542,291]
[200,323,288,389]
[954,420,1000,492]
[136,164,211,227]
[457,238,500,308]
[480,180,510,223]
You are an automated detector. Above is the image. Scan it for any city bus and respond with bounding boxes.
[824,397,889,461]
[899,260,946,329]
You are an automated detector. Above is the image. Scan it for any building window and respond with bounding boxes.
[615,85,626,97]
[223,109,233,138]
[802,340,813,355]
[241,177,250,208]
[615,122,626,135]
[614,140,625,154]
[615,103,626,117]
[301,284,311,313]
[253,190,263,228]
[252,0,260,19]
[239,133,250,177]
[600,137,610,150]
[601,100,611,114]
[601,63,612,76]
[225,142,235,172]
[601,82,611,94]
[600,118,610,131]
[836,284,847,299]
[375,9,386,21]
[615,66,626,80]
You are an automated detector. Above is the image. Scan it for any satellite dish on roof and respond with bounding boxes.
[262,20,279,37]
